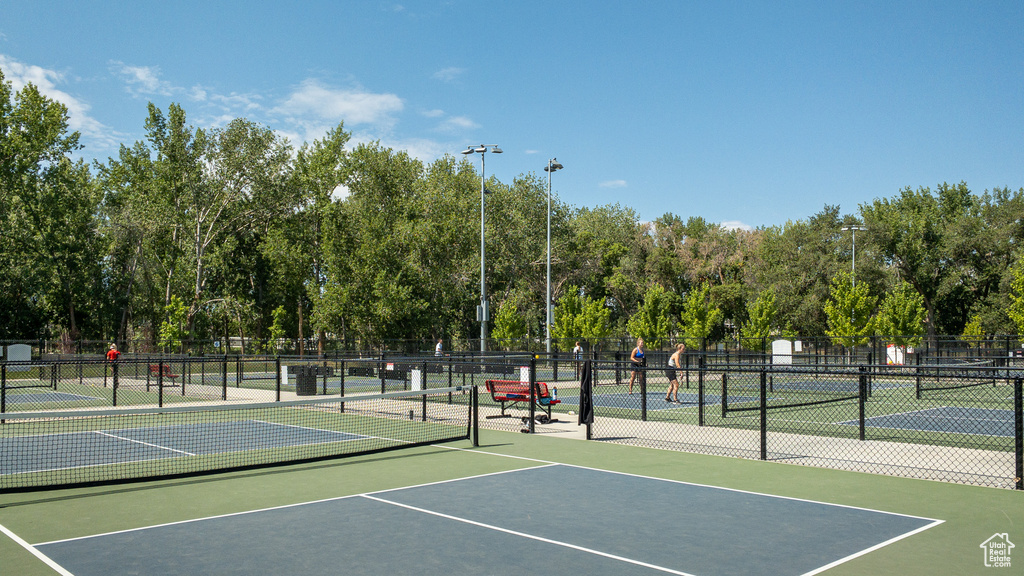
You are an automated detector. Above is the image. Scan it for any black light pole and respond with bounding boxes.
[543,158,563,354]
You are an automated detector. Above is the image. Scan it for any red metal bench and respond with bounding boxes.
[485,379,560,423]
[148,364,180,381]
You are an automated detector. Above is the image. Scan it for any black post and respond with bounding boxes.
[379,352,386,394]
[1,363,6,417]
[528,358,536,433]
[275,356,281,402]
[640,357,647,422]
[221,357,227,400]
[112,361,118,407]
[915,350,922,399]
[859,366,867,441]
[1015,378,1022,490]
[721,372,728,417]
[759,369,767,460]
[339,360,346,404]
[158,366,164,408]
[698,355,705,426]
[472,385,479,446]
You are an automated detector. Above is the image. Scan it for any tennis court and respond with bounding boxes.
[25,464,940,576]
[842,407,1017,437]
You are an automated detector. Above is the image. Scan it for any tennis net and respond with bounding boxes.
[0,385,477,492]
[720,367,866,414]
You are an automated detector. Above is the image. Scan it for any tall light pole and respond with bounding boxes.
[461,144,502,352]
[841,225,867,288]
[543,158,563,354]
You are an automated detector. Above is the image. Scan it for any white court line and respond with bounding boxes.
[32,466,551,547]
[362,494,697,576]
[440,445,945,522]
[93,431,195,456]
[0,522,75,576]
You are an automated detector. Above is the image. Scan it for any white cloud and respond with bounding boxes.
[432,67,466,82]
[422,108,444,118]
[437,115,479,132]
[275,79,403,126]
[210,91,263,112]
[524,149,540,155]
[0,54,120,149]
[599,179,628,188]
[110,61,175,96]
[720,220,753,231]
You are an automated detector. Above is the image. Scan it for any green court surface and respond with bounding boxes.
[1,427,1020,575]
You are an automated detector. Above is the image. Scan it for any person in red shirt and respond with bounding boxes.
[106,344,121,361]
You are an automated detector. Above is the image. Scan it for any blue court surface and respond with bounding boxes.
[2,392,99,404]
[841,406,1016,437]
[0,420,366,476]
[30,464,941,576]
[560,392,757,410]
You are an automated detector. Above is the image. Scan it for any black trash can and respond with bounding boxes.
[295,366,317,396]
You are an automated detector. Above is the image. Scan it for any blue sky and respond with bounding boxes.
[1,1,1021,229]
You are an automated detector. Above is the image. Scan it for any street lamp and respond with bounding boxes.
[543,158,563,354]
[841,225,867,288]
[461,144,502,352]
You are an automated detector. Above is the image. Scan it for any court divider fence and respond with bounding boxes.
[3,352,1022,491]
[578,356,1023,490]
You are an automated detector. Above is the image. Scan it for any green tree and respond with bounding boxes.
[680,282,723,348]
[1007,258,1024,336]
[626,284,676,349]
[491,299,527,347]
[740,289,777,344]
[158,295,189,352]
[824,272,876,348]
[875,281,927,349]
[552,285,612,349]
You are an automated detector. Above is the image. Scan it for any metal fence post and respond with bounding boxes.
[859,366,867,441]
[1015,377,1022,490]
[275,356,281,402]
[721,373,728,418]
[759,369,767,460]
[640,356,647,422]
[698,355,705,427]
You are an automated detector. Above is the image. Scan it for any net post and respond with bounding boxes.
[158,364,164,408]
[759,369,767,460]
[421,361,427,421]
[528,357,536,433]
[181,356,187,397]
[1015,377,1022,490]
[275,356,281,402]
[1,362,6,417]
[472,384,480,446]
[858,366,867,441]
[221,356,227,400]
